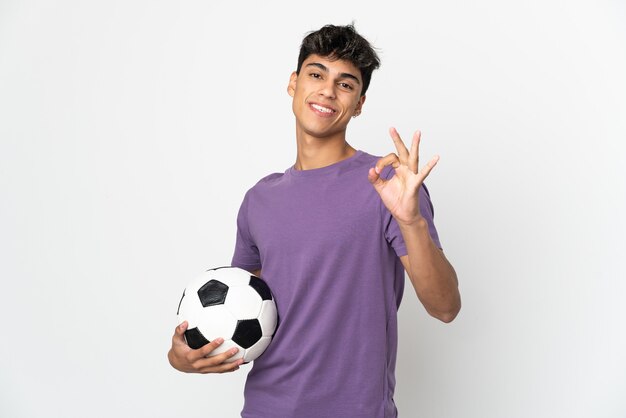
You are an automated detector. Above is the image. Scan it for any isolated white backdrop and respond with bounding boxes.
[1,1,625,417]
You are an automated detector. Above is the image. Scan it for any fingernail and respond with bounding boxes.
[215,337,224,344]
[375,166,381,174]
[231,347,239,354]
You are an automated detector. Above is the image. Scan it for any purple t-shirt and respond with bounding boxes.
[231,150,441,418]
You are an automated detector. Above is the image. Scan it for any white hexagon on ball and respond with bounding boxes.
[225,286,263,319]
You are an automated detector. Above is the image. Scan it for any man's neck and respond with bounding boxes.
[293,131,356,171]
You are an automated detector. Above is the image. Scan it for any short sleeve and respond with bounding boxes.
[231,191,262,271]
[383,182,442,257]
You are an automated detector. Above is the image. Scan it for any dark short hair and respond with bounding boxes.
[296,24,381,96]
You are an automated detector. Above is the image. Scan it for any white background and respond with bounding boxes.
[1,1,625,417]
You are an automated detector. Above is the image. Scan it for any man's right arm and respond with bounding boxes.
[170,189,260,374]
[168,321,244,374]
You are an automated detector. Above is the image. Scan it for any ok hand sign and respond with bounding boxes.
[367,127,439,226]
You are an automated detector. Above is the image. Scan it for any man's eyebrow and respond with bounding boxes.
[305,62,361,84]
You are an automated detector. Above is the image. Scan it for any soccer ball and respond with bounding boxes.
[176,266,278,363]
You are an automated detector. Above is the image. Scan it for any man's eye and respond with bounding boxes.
[339,82,353,90]
[310,73,321,78]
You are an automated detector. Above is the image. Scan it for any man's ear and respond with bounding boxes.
[355,95,366,115]
[287,71,298,97]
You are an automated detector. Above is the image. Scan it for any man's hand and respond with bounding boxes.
[168,321,244,374]
[367,127,439,225]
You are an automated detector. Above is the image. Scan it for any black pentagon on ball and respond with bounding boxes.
[232,319,262,349]
[184,327,210,349]
[249,276,272,301]
[197,279,229,307]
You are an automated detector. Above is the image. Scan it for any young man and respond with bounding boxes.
[169,24,461,417]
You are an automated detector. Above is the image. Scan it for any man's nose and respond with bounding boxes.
[318,80,336,99]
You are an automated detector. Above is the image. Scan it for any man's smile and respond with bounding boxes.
[309,102,337,116]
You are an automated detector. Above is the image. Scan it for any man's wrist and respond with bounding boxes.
[396,214,427,230]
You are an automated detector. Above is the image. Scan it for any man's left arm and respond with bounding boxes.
[398,220,460,323]
[368,127,461,323]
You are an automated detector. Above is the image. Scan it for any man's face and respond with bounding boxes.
[288,54,366,139]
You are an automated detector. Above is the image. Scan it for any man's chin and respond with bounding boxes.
[299,124,347,140]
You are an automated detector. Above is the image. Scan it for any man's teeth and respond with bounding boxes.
[312,104,334,113]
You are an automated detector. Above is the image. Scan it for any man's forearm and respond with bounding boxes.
[399,217,461,323]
